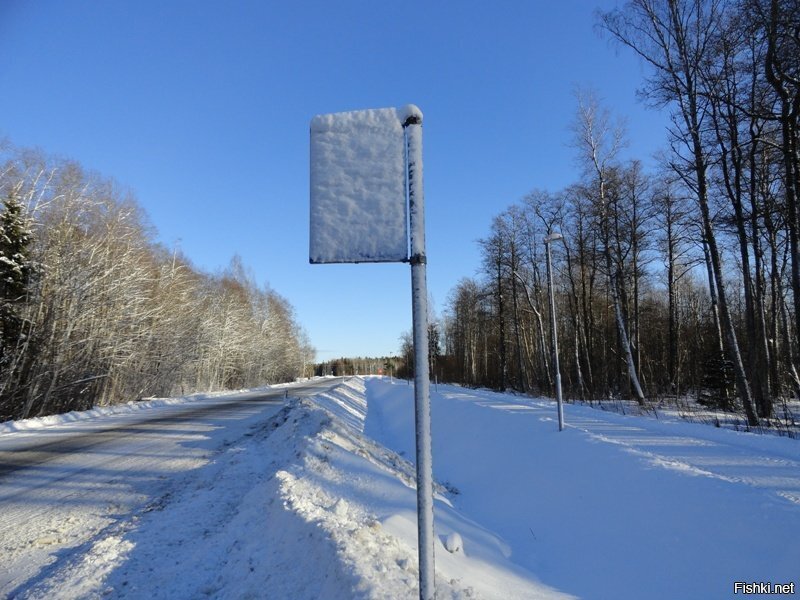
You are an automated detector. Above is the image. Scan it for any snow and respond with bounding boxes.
[397,104,423,125]
[405,110,425,260]
[443,532,463,554]
[0,390,247,434]
[2,377,799,598]
[365,381,800,599]
[309,107,409,264]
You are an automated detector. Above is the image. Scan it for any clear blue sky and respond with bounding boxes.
[0,0,666,362]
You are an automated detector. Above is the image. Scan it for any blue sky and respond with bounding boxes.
[0,0,667,362]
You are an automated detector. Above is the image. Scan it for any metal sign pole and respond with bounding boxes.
[544,232,565,431]
[403,111,435,600]
[309,105,435,598]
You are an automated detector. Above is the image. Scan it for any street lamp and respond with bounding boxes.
[543,232,565,431]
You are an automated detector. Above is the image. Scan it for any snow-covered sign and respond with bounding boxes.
[309,107,409,264]
[309,104,435,600]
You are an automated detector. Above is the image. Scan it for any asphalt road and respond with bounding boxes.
[0,394,282,481]
[0,377,348,594]
[0,377,346,481]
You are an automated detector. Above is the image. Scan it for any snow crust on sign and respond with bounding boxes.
[310,107,409,264]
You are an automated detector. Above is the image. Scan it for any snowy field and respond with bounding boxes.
[1,377,798,599]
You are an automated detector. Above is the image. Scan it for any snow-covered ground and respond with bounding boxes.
[1,377,798,599]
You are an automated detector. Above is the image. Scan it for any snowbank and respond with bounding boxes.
[272,378,570,599]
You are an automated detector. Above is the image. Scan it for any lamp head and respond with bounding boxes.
[543,232,564,244]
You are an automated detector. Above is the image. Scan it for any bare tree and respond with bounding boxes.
[601,0,758,423]
[0,144,311,421]
[571,89,647,404]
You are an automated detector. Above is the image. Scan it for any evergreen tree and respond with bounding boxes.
[0,193,35,370]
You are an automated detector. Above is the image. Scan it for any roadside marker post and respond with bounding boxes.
[309,105,435,600]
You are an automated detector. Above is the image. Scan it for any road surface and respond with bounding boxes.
[0,378,344,596]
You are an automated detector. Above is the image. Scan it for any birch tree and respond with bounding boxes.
[571,90,647,404]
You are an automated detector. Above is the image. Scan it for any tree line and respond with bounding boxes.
[0,143,314,422]
[436,0,799,426]
[314,356,400,377]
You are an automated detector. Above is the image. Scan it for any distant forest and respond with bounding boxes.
[0,144,314,422]
[423,0,799,427]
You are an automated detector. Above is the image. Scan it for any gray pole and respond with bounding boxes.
[404,110,435,600]
[544,232,565,431]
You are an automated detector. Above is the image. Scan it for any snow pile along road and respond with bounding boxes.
[272,378,569,599]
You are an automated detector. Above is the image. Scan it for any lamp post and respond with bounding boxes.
[544,232,565,431]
